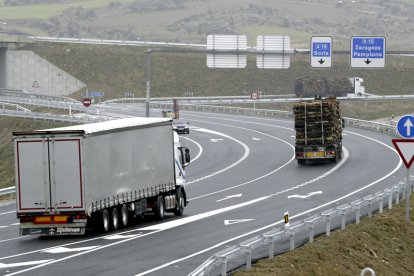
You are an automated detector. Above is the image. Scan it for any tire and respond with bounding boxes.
[173,189,185,216]
[155,195,165,220]
[120,204,128,228]
[101,209,110,233]
[297,159,305,165]
[111,208,119,231]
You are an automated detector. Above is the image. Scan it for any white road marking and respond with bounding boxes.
[210,138,223,142]
[0,226,8,229]
[102,234,140,240]
[252,137,261,141]
[187,128,250,185]
[0,211,15,216]
[0,260,53,269]
[216,194,242,202]
[224,219,255,226]
[288,191,323,199]
[43,246,100,254]
[188,122,295,201]
[10,223,19,226]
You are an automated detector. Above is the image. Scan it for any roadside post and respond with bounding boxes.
[392,115,414,223]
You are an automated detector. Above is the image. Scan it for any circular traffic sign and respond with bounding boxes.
[397,115,414,138]
[83,98,92,107]
[251,91,259,100]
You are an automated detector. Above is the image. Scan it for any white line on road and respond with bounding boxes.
[288,191,323,199]
[0,210,16,216]
[186,127,250,185]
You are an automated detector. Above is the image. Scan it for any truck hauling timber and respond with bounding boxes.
[294,76,365,98]
[13,117,190,236]
[294,97,343,165]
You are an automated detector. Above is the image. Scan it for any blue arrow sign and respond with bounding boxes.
[90,91,104,97]
[397,115,414,138]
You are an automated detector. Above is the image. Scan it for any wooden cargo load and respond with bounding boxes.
[294,76,352,97]
[293,97,342,146]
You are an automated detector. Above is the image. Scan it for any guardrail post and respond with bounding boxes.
[288,229,295,250]
[241,246,252,270]
[340,209,347,230]
[264,235,274,259]
[379,196,384,213]
[368,199,373,218]
[387,190,393,209]
[215,256,227,276]
[305,222,315,243]
[325,215,331,236]
[353,204,361,225]
[395,186,400,205]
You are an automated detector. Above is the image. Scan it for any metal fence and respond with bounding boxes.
[0,108,109,124]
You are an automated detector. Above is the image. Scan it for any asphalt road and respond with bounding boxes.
[0,104,404,276]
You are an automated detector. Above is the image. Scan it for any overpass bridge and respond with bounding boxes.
[0,32,85,96]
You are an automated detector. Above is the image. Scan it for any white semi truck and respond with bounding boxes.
[13,117,190,236]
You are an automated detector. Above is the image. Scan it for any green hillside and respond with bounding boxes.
[24,42,414,102]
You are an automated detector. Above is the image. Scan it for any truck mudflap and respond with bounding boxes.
[19,223,87,236]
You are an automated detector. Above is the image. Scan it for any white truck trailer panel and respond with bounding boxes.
[14,117,174,215]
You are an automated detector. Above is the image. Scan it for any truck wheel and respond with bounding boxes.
[155,195,165,220]
[120,204,128,228]
[111,208,119,231]
[174,189,185,216]
[101,209,110,233]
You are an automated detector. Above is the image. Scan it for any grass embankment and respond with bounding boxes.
[24,42,414,107]
[235,196,414,276]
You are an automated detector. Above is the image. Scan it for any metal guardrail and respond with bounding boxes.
[0,108,109,124]
[106,95,414,105]
[189,176,414,276]
[0,102,31,112]
[0,187,15,196]
[0,88,81,104]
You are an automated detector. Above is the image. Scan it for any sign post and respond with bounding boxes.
[251,91,259,109]
[392,137,414,223]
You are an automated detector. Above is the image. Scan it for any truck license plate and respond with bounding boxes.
[306,151,324,158]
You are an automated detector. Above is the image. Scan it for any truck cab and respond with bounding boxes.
[348,77,365,97]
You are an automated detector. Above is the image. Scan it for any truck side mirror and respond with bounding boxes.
[179,147,191,167]
[342,118,345,128]
[185,148,191,164]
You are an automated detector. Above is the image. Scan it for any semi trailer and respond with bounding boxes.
[14,117,190,236]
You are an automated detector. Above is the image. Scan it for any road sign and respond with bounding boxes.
[351,36,386,68]
[207,35,247,68]
[256,35,291,69]
[284,211,290,227]
[251,91,259,100]
[82,98,92,107]
[396,115,414,138]
[311,36,332,68]
[124,91,135,97]
[392,139,414,169]
[90,91,104,97]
